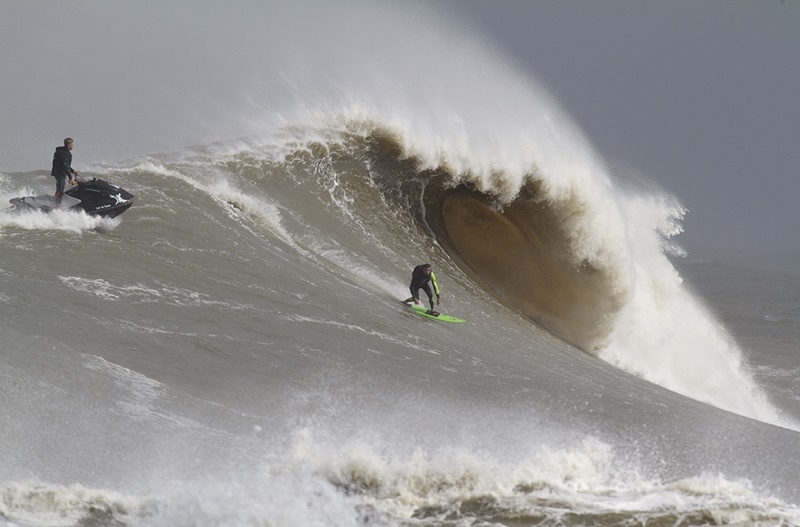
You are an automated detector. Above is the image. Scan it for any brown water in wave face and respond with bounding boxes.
[440,189,624,352]
[364,132,624,353]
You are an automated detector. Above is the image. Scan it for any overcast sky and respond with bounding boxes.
[1,1,797,257]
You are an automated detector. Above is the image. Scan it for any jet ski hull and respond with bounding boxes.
[8,177,135,218]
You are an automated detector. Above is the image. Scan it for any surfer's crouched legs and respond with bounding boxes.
[410,285,431,307]
[409,284,437,314]
[419,284,436,311]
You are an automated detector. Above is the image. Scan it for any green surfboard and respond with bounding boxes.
[403,301,466,324]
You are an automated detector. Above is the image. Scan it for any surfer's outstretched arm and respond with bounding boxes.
[430,272,442,306]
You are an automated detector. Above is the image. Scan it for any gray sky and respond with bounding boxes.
[1,1,797,257]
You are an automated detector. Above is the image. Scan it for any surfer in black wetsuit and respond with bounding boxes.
[405,263,441,316]
[51,137,79,207]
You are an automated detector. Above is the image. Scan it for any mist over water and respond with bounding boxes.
[1,1,505,170]
[3,2,800,526]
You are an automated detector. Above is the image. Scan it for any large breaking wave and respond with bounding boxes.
[64,104,783,429]
[0,0,777,422]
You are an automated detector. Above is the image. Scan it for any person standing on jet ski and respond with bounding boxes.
[51,137,79,207]
[405,263,442,316]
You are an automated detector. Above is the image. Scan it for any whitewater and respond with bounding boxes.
[2,2,800,526]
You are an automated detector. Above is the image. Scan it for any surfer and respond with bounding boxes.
[51,137,80,208]
[406,263,441,316]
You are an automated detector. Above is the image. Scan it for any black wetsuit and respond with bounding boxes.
[409,265,440,311]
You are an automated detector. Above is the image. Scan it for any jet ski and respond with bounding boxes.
[9,176,135,218]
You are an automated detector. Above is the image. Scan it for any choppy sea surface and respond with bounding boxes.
[2,121,800,526]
